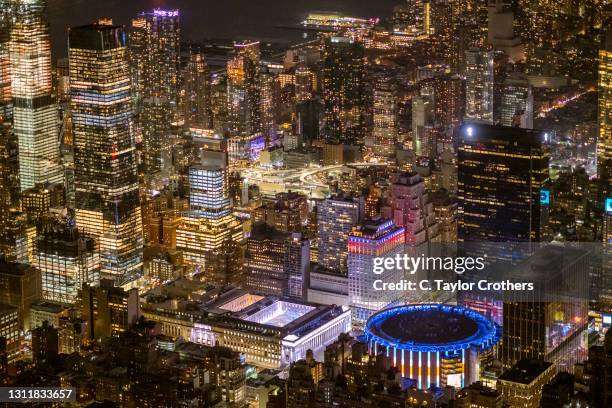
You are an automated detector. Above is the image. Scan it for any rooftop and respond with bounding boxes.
[498,359,554,384]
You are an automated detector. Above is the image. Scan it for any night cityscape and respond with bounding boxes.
[0,0,610,407]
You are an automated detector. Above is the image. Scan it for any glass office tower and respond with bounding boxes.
[69,24,143,283]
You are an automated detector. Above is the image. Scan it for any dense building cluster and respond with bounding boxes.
[0,0,609,407]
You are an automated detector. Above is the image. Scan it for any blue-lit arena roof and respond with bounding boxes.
[364,304,500,353]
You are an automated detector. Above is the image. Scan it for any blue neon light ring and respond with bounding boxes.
[364,304,501,353]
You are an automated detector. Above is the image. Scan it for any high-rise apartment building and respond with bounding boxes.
[258,64,280,144]
[317,194,363,272]
[69,24,143,283]
[295,65,315,103]
[227,41,261,136]
[9,0,63,190]
[371,76,397,158]
[322,37,366,145]
[131,9,180,174]
[465,48,494,124]
[260,192,308,233]
[421,73,465,130]
[0,122,12,251]
[182,51,212,129]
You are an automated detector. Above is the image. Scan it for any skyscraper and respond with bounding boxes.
[382,172,439,247]
[175,163,244,281]
[82,279,139,340]
[487,0,524,62]
[371,75,397,158]
[458,123,549,242]
[500,73,533,129]
[322,37,366,145]
[182,51,212,129]
[411,94,434,157]
[0,123,12,251]
[258,64,280,144]
[34,225,99,305]
[317,194,363,272]
[421,73,465,130]
[9,0,63,190]
[502,246,589,371]
[69,24,143,283]
[0,0,13,119]
[245,223,309,299]
[465,48,494,124]
[348,217,405,326]
[457,123,549,324]
[131,9,180,174]
[227,41,261,137]
[598,30,612,182]
[294,65,315,103]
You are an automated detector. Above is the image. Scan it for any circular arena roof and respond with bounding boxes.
[364,304,500,353]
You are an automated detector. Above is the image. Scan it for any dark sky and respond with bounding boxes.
[47,0,402,57]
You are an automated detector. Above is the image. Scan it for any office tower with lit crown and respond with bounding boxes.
[348,218,405,326]
[69,24,143,283]
[317,194,363,272]
[598,30,612,182]
[464,48,494,124]
[383,172,440,247]
[227,41,261,136]
[9,0,63,190]
[131,9,180,174]
[322,37,366,145]
[458,124,549,242]
[34,226,99,305]
[245,223,309,299]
